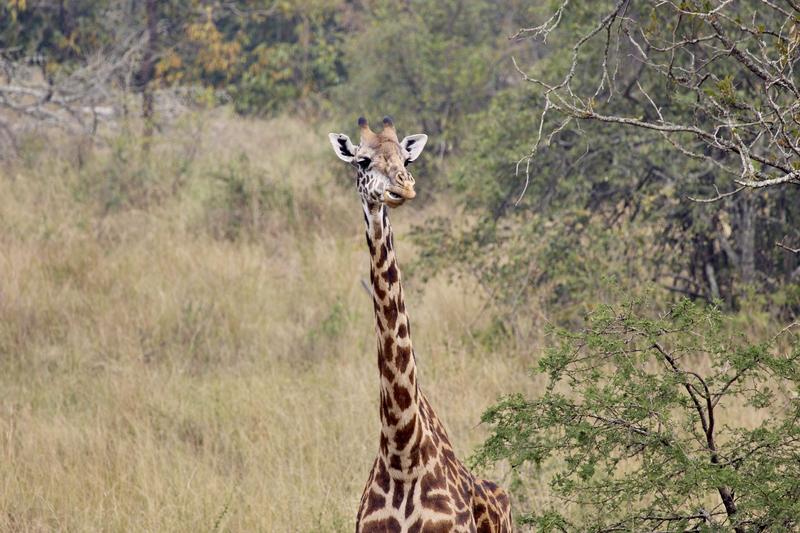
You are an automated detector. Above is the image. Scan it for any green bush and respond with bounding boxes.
[474,293,800,531]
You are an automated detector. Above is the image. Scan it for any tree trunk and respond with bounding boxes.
[717,486,743,533]
[738,195,756,285]
[705,262,720,301]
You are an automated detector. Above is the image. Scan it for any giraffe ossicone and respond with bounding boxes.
[329,117,513,532]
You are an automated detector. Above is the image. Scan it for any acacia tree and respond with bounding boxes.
[474,296,800,531]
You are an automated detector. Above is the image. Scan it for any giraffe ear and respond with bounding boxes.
[400,134,428,163]
[328,133,356,163]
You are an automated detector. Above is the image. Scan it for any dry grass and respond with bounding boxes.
[0,110,538,532]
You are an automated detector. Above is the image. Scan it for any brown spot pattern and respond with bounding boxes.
[374,459,390,493]
[392,480,405,509]
[382,299,398,330]
[361,517,401,533]
[395,345,411,372]
[421,520,454,533]
[383,261,398,285]
[377,244,388,269]
[364,490,385,516]
[393,383,412,410]
[405,478,418,519]
[394,414,416,450]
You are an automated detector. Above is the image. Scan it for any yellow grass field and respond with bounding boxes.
[0,111,542,531]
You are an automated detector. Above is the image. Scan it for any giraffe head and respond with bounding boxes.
[329,117,428,208]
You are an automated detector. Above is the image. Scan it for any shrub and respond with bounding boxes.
[474,293,800,531]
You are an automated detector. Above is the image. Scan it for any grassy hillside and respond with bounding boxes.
[0,112,538,531]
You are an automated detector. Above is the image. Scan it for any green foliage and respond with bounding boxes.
[0,1,348,115]
[0,0,114,64]
[205,2,347,115]
[148,1,348,115]
[335,0,537,147]
[474,294,800,531]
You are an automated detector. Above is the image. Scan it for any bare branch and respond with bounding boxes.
[776,241,800,254]
[688,184,747,203]
[511,0,800,201]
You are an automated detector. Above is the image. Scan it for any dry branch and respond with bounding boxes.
[512,0,800,202]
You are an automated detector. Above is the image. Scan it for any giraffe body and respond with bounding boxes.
[329,117,512,533]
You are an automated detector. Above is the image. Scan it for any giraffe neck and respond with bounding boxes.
[363,201,422,472]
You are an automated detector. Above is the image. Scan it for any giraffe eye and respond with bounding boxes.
[403,158,410,167]
[357,157,371,170]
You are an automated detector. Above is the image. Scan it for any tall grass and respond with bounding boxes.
[0,110,535,531]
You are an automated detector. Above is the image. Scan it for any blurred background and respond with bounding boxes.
[1,1,798,531]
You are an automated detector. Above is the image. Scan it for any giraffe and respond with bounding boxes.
[329,116,512,533]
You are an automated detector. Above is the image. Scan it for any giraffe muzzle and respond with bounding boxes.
[384,185,416,207]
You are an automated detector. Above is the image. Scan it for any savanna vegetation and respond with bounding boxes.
[1,1,798,531]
